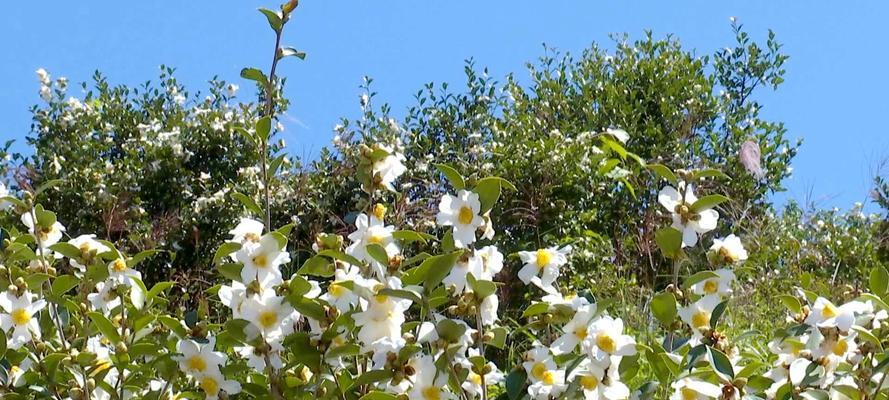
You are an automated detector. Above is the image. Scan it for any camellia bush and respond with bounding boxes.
[0,3,887,400]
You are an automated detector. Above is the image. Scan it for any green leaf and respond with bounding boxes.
[377,288,421,303]
[778,295,802,314]
[0,330,6,359]
[488,326,507,349]
[87,312,122,344]
[708,347,735,380]
[650,292,677,326]
[128,249,159,268]
[147,281,175,302]
[433,163,465,190]
[655,227,683,259]
[689,194,729,213]
[25,273,51,289]
[436,319,467,342]
[505,368,527,400]
[316,250,363,267]
[214,242,242,265]
[474,177,505,213]
[710,300,728,329]
[365,243,390,266]
[51,275,80,296]
[158,315,188,338]
[240,67,269,85]
[231,192,263,217]
[869,266,889,296]
[392,230,435,245]
[279,47,307,60]
[851,326,883,352]
[218,263,244,282]
[349,369,393,389]
[359,391,397,400]
[401,251,462,287]
[258,8,282,32]
[522,302,550,318]
[48,242,83,260]
[290,297,326,321]
[256,116,272,143]
[647,164,678,185]
[297,256,334,277]
[34,179,64,197]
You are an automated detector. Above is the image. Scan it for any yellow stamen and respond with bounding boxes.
[703,280,718,294]
[252,254,268,268]
[531,362,547,381]
[111,259,128,272]
[11,309,30,325]
[692,310,710,329]
[535,249,551,269]
[258,310,278,329]
[457,206,474,225]
[596,334,616,353]
[422,386,441,400]
[579,375,599,390]
[186,356,207,372]
[200,376,220,395]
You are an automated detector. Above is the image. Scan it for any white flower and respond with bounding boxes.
[196,368,241,400]
[107,258,143,287]
[517,246,571,291]
[0,291,46,349]
[36,68,50,84]
[368,336,407,370]
[240,290,298,343]
[320,264,364,312]
[408,355,456,400]
[479,294,499,326]
[352,278,412,347]
[227,84,239,96]
[586,315,637,362]
[8,358,32,387]
[67,234,111,272]
[689,269,735,297]
[218,281,247,318]
[88,281,121,315]
[523,347,558,384]
[658,183,719,247]
[21,211,66,249]
[670,377,722,400]
[551,304,597,355]
[604,128,630,143]
[443,253,484,294]
[235,234,290,287]
[175,337,227,377]
[569,359,630,400]
[804,297,870,332]
[346,213,399,276]
[476,245,504,280]
[540,290,591,311]
[527,368,567,400]
[229,218,264,244]
[709,234,748,264]
[436,190,484,248]
[0,182,12,211]
[236,341,284,372]
[678,294,721,332]
[373,146,407,191]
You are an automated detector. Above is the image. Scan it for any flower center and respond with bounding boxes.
[832,340,848,356]
[692,310,710,329]
[457,206,474,225]
[596,334,616,353]
[718,247,738,262]
[541,370,555,385]
[422,386,441,400]
[574,326,588,339]
[821,303,838,318]
[373,204,387,221]
[244,232,261,243]
[703,280,719,294]
[469,372,483,385]
[374,294,389,304]
[535,250,551,269]
[579,375,599,390]
[531,362,548,381]
[199,376,220,395]
[11,309,30,325]
[368,234,384,245]
[187,355,207,372]
[329,283,346,298]
[258,310,278,329]
[681,387,699,400]
[252,254,268,268]
[112,259,128,272]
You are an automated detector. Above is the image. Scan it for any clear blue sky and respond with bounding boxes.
[2,1,886,211]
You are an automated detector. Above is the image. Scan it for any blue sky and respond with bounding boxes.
[1,1,886,211]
